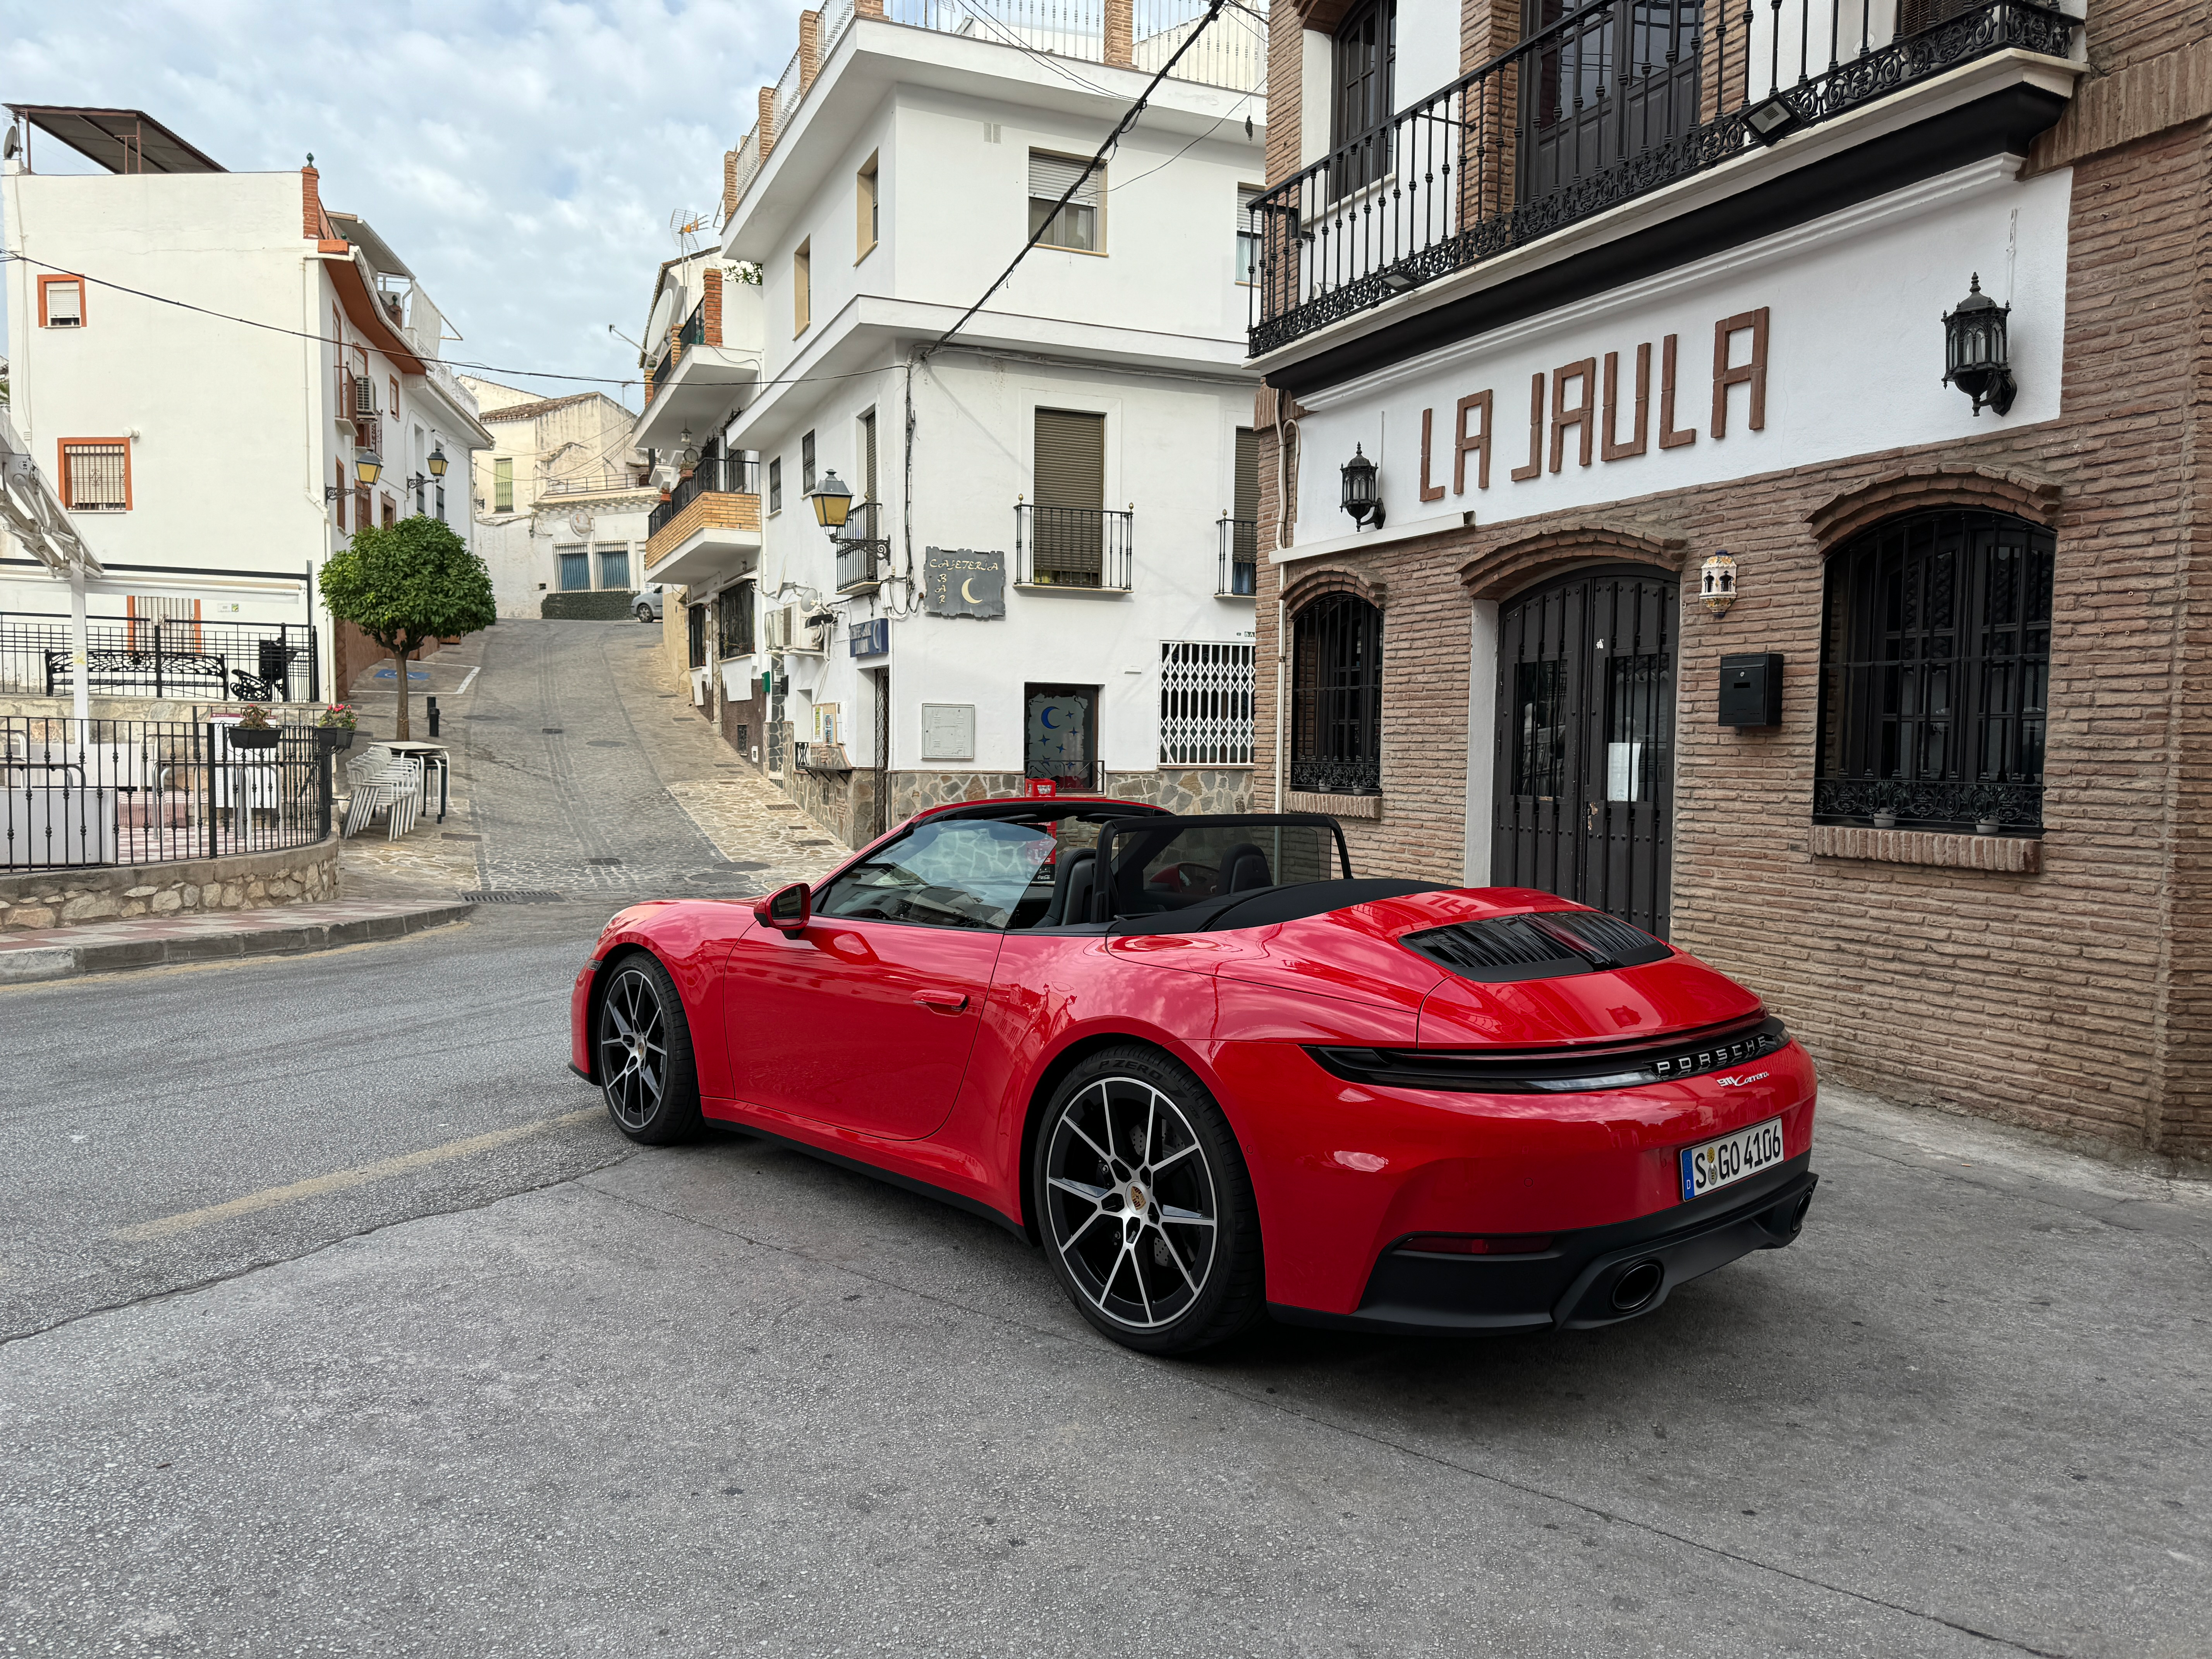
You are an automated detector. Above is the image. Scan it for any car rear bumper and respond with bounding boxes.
[1267,1157,1816,1336]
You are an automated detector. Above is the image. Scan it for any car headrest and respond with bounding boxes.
[1044,847,1097,926]
[1218,841,1273,893]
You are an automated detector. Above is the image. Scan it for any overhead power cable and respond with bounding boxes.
[919,0,1230,360]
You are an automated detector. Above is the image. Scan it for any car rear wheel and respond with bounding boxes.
[634,603,654,623]
[596,954,702,1144]
[1033,1045,1264,1356]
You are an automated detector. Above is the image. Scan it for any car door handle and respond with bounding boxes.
[912,989,969,1013]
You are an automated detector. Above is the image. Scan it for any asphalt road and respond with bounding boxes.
[2,626,2207,1657]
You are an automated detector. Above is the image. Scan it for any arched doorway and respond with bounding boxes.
[1492,563,1678,935]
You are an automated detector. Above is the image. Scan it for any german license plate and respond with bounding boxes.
[1680,1116,1786,1202]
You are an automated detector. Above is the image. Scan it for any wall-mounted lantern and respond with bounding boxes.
[1340,444,1382,528]
[1942,274,2015,417]
[1700,551,1736,617]
[427,445,449,480]
[353,449,383,487]
[809,469,853,542]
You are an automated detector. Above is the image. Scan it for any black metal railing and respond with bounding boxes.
[835,503,890,593]
[647,453,761,540]
[0,617,319,703]
[1247,0,2079,355]
[679,297,707,350]
[3,716,335,870]
[1015,505,1135,591]
[648,350,674,399]
[1811,776,2043,832]
[1217,517,1257,596]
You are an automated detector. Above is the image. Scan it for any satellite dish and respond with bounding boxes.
[2,125,19,161]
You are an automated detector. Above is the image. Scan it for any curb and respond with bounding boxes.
[0,903,475,986]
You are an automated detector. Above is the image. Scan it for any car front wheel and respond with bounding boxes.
[634,603,654,623]
[595,954,702,1144]
[1032,1045,1264,1355]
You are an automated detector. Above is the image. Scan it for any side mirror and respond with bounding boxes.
[754,881,812,937]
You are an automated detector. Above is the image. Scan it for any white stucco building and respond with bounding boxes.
[635,0,1269,845]
[462,378,654,619]
[0,107,493,700]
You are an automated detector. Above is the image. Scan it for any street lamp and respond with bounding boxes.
[1340,444,1382,528]
[354,449,383,487]
[809,469,853,542]
[1942,273,2016,417]
[427,445,449,479]
[677,428,700,472]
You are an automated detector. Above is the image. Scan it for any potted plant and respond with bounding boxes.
[1970,783,2004,838]
[1869,781,1899,831]
[225,705,283,752]
[315,703,359,752]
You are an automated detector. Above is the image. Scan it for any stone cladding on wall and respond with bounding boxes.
[0,839,339,932]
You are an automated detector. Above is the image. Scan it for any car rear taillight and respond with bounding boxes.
[1398,1233,1556,1256]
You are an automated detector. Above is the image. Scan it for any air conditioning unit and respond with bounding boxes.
[353,376,378,416]
[760,605,793,652]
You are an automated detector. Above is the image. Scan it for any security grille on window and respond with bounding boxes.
[1290,593,1383,794]
[556,545,590,591]
[1235,186,1261,285]
[1815,508,2055,832]
[1160,642,1255,767]
[1029,151,1102,253]
[719,580,756,656]
[494,456,514,514]
[60,441,129,512]
[598,544,631,589]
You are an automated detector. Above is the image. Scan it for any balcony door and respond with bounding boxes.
[1032,409,1106,586]
[1492,565,1676,937]
[1520,0,1704,205]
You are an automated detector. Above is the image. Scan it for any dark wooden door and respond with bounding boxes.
[1520,0,1703,204]
[1492,565,1677,936]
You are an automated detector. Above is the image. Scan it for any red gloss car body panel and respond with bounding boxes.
[574,796,1817,1323]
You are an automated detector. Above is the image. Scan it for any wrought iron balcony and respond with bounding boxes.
[1015,505,1134,591]
[1246,0,2079,357]
[835,503,890,594]
[1217,517,1257,597]
[648,454,760,541]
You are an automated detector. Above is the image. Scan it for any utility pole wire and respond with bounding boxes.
[920,0,1230,361]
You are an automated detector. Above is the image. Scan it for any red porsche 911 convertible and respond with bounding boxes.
[570,798,1816,1355]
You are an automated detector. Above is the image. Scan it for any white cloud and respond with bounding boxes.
[0,0,790,409]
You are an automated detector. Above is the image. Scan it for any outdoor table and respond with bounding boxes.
[381,740,452,823]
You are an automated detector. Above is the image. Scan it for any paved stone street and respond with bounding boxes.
[0,620,2206,1657]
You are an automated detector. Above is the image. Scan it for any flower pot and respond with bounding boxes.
[226,726,282,752]
[315,727,357,752]
[1870,811,1897,830]
[1974,818,2001,837]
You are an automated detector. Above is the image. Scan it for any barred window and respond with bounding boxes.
[60,440,129,512]
[1290,592,1382,795]
[1160,641,1255,767]
[718,580,756,656]
[1815,508,2054,833]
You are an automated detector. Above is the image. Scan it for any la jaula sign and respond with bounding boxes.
[925,548,1006,619]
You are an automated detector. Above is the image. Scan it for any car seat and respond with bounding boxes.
[1042,848,1097,925]
[1218,842,1273,893]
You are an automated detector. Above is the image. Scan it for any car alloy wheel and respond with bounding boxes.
[1035,1048,1262,1353]
[595,956,702,1144]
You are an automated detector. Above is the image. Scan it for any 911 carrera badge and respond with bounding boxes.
[1715,1072,1771,1087]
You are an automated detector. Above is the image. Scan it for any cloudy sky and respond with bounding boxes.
[1,0,790,410]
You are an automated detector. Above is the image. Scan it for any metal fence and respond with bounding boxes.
[648,455,761,541]
[1247,0,2079,354]
[1217,516,1257,596]
[0,617,319,702]
[2,716,336,870]
[835,503,891,593]
[1016,505,1134,590]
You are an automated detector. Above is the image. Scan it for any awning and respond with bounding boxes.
[4,105,223,175]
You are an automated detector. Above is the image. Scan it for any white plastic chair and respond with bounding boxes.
[343,756,424,839]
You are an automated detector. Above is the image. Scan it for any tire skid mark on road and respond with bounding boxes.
[573,1173,2078,1659]
[111,1108,605,1242]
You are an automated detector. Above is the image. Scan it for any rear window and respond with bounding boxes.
[1403,910,1672,983]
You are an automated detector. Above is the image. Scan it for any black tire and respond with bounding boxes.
[1031,1044,1264,1356]
[634,604,653,623]
[594,954,703,1145]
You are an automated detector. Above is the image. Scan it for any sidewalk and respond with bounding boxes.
[0,897,472,984]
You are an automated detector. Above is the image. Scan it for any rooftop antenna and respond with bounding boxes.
[670,208,710,254]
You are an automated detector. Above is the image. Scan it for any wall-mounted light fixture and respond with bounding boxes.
[427,445,449,479]
[1942,274,2015,416]
[1700,551,1737,617]
[353,449,383,487]
[809,469,853,542]
[1340,444,1382,528]
[1743,92,1802,146]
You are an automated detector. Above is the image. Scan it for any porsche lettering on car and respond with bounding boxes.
[570,799,1817,1354]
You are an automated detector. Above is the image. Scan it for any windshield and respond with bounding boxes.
[1096,816,1349,919]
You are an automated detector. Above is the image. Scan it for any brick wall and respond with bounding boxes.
[1250,101,2212,1159]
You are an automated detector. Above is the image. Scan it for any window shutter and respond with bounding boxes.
[1033,410,1105,509]
[1233,427,1259,523]
[1238,186,1260,229]
[860,410,878,501]
[1028,152,1100,210]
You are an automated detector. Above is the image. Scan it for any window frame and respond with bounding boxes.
[856,152,879,262]
[801,432,817,495]
[1235,185,1261,286]
[37,275,86,328]
[1027,149,1106,255]
[1330,0,1398,198]
[768,456,783,515]
[56,438,131,512]
[794,238,812,335]
[1289,591,1384,796]
[493,455,515,514]
[556,544,591,592]
[719,579,757,657]
[1814,507,2055,834]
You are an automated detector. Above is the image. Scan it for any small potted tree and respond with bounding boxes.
[1971,784,2004,838]
[315,702,359,752]
[1869,781,1899,831]
[225,705,283,752]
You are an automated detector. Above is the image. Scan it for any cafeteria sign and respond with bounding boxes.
[924,548,1005,619]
